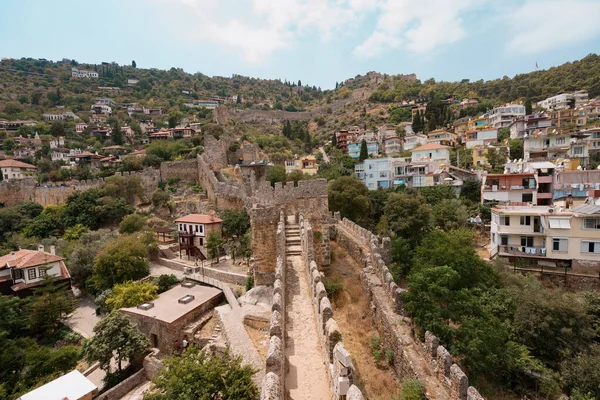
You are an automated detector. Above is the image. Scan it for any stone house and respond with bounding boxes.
[0,159,36,180]
[120,282,223,355]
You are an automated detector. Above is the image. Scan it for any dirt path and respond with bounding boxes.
[284,255,332,400]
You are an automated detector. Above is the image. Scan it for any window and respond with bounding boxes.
[199,225,204,233]
[520,216,531,226]
[548,217,571,229]
[555,137,566,145]
[179,224,183,231]
[27,268,36,280]
[553,238,568,252]
[500,215,510,226]
[500,236,509,246]
[581,241,600,254]
[522,193,533,203]
[195,225,199,232]
[573,147,584,155]
[583,218,600,230]
[13,269,23,280]
[520,236,534,247]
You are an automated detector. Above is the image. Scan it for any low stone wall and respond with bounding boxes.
[334,215,484,400]
[160,159,199,183]
[94,369,146,400]
[260,215,286,400]
[155,258,248,286]
[300,216,364,400]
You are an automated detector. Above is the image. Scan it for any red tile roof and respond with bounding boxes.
[0,249,64,269]
[174,214,223,224]
[0,160,36,169]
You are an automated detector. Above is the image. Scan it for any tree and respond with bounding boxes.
[485,148,506,173]
[524,98,532,115]
[132,60,137,68]
[236,94,242,104]
[359,139,369,161]
[28,278,76,334]
[266,165,287,187]
[23,204,64,238]
[105,281,158,310]
[331,133,337,147]
[118,213,146,234]
[93,235,150,290]
[384,193,430,245]
[328,176,370,225]
[431,199,469,231]
[419,185,455,206]
[460,179,481,203]
[151,189,170,208]
[220,209,250,238]
[298,79,302,87]
[67,230,115,289]
[111,119,124,145]
[497,128,510,143]
[145,347,258,400]
[207,232,225,262]
[4,102,22,114]
[561,344,600,399]
[85,311,149,372]
[509,138,524,160]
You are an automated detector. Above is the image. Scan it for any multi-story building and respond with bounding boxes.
[71,67,99,79]
[335,130,355,154]
[284,155,319,175]
[91,103,112,115]
[488,104,526,129]
[4,120,36,131]
[548,107,587,129]
[427,129,457,147]
[472,145,509,168]
[490,202,600,272]
[537,91,589,110]
[411,143,451,162]
[467,115,489,131]
[0,159,36,180]
[403,133,428,151]
[580,127,600,154]
[452,117,470,137]
[509,114,552,139]
[382,136,402,156]
[524,131,589,166]
[464,128,498,148]
[355,158,393,190]
[348,140,379,159]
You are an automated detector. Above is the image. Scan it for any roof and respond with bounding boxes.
[411,143,451,152]
[571,204,600,215]
[18,370,97,400]
[0,249,64,269]
[528,161,556,170]
[174,214,223,224]
[0,159,36,169]
[121,284,222,323]
[68,151,103,159]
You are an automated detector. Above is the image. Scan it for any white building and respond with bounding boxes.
[0,159,36,180]
[488,104,526,129]
[17,370,97,400]
[537,91,589,110]
[355,158,394,190]
[71,67,99,79]
[91,103,112,114]
[75,122,88,133]
[465,128,499,149]
[411,143,451,163]
[403,133,428,151]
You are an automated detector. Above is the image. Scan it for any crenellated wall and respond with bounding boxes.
[261,212,287,400]
[299,216,365,400]
[333,213,485,400]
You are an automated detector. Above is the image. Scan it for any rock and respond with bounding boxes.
[238,285,273,307]
[347,385,365,400]
[260,372,281,400]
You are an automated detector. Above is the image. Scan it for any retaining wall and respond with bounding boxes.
[154,258,248,286]
[333,213,484,400]
[94,369,146,400]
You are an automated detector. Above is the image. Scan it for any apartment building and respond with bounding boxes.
[481,161,555,205]
[335,130,355,154]
[355,158,392,190]
[537,91,589,110]
[548,107,587,129]
[464,128,498,149]
[403,133,428,151]
[509,114,552,139]
[71,67,98,79]
[524,131,589,166]
[491,202,600,272]
[348,140,379,159]
[488,104,526,129]
[427,129,457,147]
[411,143,451,162]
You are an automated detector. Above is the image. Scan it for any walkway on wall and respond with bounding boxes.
[284,217,331,400]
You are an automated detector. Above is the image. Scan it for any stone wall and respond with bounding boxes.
[334,214,485,400]
[94,369,146,400]
[160,159,199,183]
[0,168,161,207]
[299,216,364,400]
[260,214,287,400]
[154,258,248,286]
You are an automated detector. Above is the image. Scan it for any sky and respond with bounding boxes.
[2,0,600,89]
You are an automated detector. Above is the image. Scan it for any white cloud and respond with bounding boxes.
[507,0,600,54]
[151,0,371,64]
[353,0,482,58]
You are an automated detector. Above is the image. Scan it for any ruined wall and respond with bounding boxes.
[95,369,146,400]
[160,159,199,183]
[0,168,161,207]
[300,216,364,400]
[260,214,287,400]
[334,214,485,400]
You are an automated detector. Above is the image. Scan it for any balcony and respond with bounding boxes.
[499,245,546,257]
[537,176,553,184]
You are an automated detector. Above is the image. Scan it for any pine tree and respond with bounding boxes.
[332,133,337,147]
[525,98,532,115]
[359,139,369,161]
[236,95,242,104]
[112,119,124,145]
[298,80,302,87]
[132,60,137,68]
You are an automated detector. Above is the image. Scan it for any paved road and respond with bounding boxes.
[67,295,100,339]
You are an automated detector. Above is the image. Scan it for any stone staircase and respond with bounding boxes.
[285,223,302,256]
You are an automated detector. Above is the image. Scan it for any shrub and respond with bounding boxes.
[155,274,179,293]
[313,231,322,241]
[167,177,181,186]
[245,275,254,292]
[323,277,344,300]
[151,189,170,207]
[118,214,146,234]
[370,335,382,363]
[397,379,425,400]
[191,184,202,193]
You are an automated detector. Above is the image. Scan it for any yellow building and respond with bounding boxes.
[473,145,509,168]
[284,155,319,175]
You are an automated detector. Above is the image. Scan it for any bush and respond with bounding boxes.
[397,379,425,400]
[190,184,202,193]
[155,274,179,293]
[370,335,382,363]
[167,177,181,186]
[245,275,254,292]
[151,189,170,207]
[323,277,344,300]
[118,214,146,234]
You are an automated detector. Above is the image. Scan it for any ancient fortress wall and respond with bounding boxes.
[334,213,485,400]
[159,159,199,183]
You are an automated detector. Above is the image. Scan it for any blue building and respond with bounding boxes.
[348,141,379,160]
[355,158,392,190]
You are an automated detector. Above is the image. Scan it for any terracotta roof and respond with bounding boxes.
[0,249,64,269]
[411,143,451,151]
[68,151,103,159]
[174,214,223,224]
[0,159,36,169]
[129,149,146,156]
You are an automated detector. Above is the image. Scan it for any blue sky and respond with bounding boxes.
[2,0,600,89]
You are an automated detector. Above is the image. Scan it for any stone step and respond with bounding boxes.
[286,224,300,229]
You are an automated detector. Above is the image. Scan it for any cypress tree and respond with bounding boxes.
[359,139,369,161]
